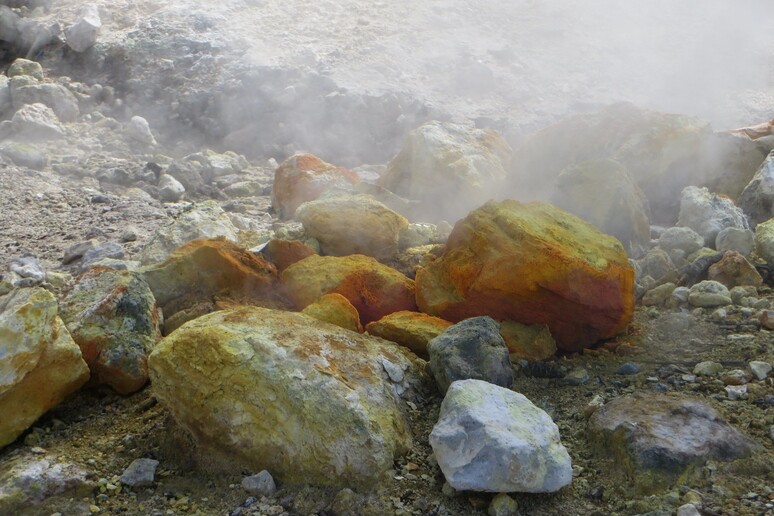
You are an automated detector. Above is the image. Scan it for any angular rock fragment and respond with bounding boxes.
[707,251,762,288]
[11,103,64,140]
[148,307,425,488]
[365,310,452,358]
[58,267,161,394]
[65,4,101,53]
[282,254,416,324]
[0,288,89,448]
[677,186,749,246]
[430,379,572,493]
[416,200,634,351]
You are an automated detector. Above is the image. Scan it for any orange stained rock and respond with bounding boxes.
[415,200,635,352]
[365,310,452,358]
[262,238,317,273]
[302,293,363,333]
[281,254,417,324]
[272,153,360,219]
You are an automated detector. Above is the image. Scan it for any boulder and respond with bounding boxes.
[738,149,774,226]
[11,83,79,122]
[588,393,759,492]
[416,200,635,351]
[755,218,774,265]
[687,280,732,307]
[429,379,572,493]
[7,58,43,80]
[272,153,360,219]
[58,267,161,395]
[657,227,704,257]
[379,121,512,223]
[0,456,92,513]
[148,307,425,488]
[365,311,452,359]
[260,239,316,273]
[281,254,416,324]
[0,288,89,448]
[65,4,100,53]
[11,103,64,140]
[157,174,185,202]
[707,251,762,288]
[510,103,764,224]
[677,186,749,246]
[140,238,282,329]
[0,142,47,170]
[126,115,156,146]
[499,321,557,361]
[301,293,363,333]
[715,227,755,256]
[551,159,650,257]
[427,317,512,393]
[138,200,239,265]
[296,194,409,260]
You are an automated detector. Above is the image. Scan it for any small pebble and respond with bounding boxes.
[725,384,747,400]
[749,361,772,381]
[617,362,640,375]
[120,458,159,487]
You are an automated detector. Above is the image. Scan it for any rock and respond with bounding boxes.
[677,504,701,516]
[616,362,640,375]
[330,487,358,514]
[0,76,10,115]
[0,457,92,513]
[301,293,362,333]
[65,4,101,53]
[7,58,43,80]
[11,103,64,140]
[207,150,247,178]
[658,227,704,257]
[760,310,774,330]
[688,280,732,307]
[551,159,650,256]
[0,288,89,448]
[296,194,409,260]
[416,200,634,351]
[58,267,161,395]
[0,142,47,169]
[11,82,79,122]
[498,321,556,361]
[379,121,512,223]
[62,239,98,265]
[754,218,774,265]
[165,153,212,192]
[427,317,512,393]
[488,493,519,516]
[715,227,755,256]
[281,254,416,324]
[721,369,748,386]
[738,149,774,226]
[119,458,159,487]
[638,248,677,281]
[80,241,124,271]
[260,239,316,273]
[8,254,46,286]
[140,238,281,329]
[749,361,772,380]
[272,153,360,219]
[125,116,156,145]
[399,222,449,249]
[707,251,762,288]
[138,200,239,265]
[148,307,425,488]
[677,186,749,246]
[725,384,747,401]
[241,471,276,497]
[429,379,572,493]
[642,282,676,307]
[157,174,185,202]
[588,393,759,492]
[693,361,722,376]
[365,311,452,359]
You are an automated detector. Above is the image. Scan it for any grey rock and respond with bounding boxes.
[11,103,64,140]
[616,362,640,375]
[677,186,748,246]
[561,367,589,386]
[658,226,704,256]
[0,142,47,169]
[715,227,755,256]
[65,4,101,53]
[688,280,731,307]
[677,504,701,516]
[754,219,774,265]
[749,361,772,381]
[0,76,10,115]
[671,286,690,303]
[9,254,45,286]
[126,116,156,145]
[725,384,747,400]
[62,239,98,265]
[738,149,774,226]
[642,282,676,306]
[80,241,125,271]
[638,249,675,281]
[427,316,513,393]
[588,393,759,491]
[119,227,138,243]
[158,174,185,202]
[241,470,276,496]
[166,153,212,191]
[330,487,358,515]
[0,457,92,513]
[120,458,159,487]
[693,361,722,376]
[429,379,572,493]
[12,82,79,122]
[7,59,43,80]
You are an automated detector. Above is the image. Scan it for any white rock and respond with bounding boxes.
[715,227,755,256]
[158,174,185,203]
[677,503,701,516]
[429,379,572,493]
[11,103,64,140]
[677,186,749,246]
[66,4,101,53]
[126,116,156,145]
[725,384,747,401]
[749,361,772,381]
[688,281,732,308]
